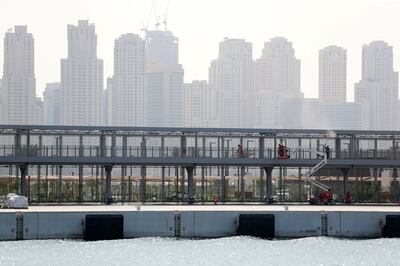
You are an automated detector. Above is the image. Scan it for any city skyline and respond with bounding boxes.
[1,0,400,100]
[1,22,399,130]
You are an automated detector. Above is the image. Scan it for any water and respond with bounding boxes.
[0,237,399,266]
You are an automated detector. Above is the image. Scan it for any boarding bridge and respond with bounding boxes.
[0,125,400,203]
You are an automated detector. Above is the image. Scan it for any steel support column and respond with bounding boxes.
[140,166,146,202]
[264,167,273,197]
[201,166,205,202]
[58,165,63,203]
[20,165,28,197]
[186,166,195,204]
[161,136,165,202]
[105,165,113,205]
[161,166,166,202]
[37,135,42,202]
[341,168,350,199]
[240,166,245,202]
[78,135,83,203]
[220,137,225,202]
[121,136,127,202]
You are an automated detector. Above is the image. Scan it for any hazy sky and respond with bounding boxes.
[1,0,400,100]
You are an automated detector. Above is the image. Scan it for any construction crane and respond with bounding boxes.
[141,0,170,34]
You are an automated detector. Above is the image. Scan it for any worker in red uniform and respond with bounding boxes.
[237,144,244,158]
[319,189,331,204]
[344,192,352,204]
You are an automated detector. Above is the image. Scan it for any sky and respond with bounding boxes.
[1,0,400,101]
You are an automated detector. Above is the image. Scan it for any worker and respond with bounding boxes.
[319,189,331,205]
[325,145,330,159]
[278,144,288,159]
[237,144,244,158]
[344,192,352,204]
[213,197,218,205]
[278,144,284,158]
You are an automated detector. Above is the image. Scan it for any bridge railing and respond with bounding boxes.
[0,144,399,160]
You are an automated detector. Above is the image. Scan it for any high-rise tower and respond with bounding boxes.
[319,46,347,103]
[209,38,254,128]
[110,34,145,126]
[255,37,302,128]
[1,26,41,125]
[355,41,398,130]
[145,30,184,127]
[60,20,103,126]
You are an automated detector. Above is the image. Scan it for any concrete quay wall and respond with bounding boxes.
[0,206,398,240]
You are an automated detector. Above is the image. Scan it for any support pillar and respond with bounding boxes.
[264,167,273,197]
[78,135,83,203]
[341,168,350,200]
[78,165,83,203]
[335,137,341,159]
[20,165,28,197]
[140,166,146,202]
[240,166,245,202]
[221,168,226,202]
[121,136,127,202]
[186,166,195,204]
[14,133,21,193]
[201,166,205,202]
[58,165,63,204]
[26,130,31,156]
[161,166,166,202]
[161,136,165,202]
[140,136,147,202]
[37,135,42,202]
[104,165,113,205]
[259,168,264,201]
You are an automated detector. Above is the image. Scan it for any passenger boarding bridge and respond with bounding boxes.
[0,125,399,204]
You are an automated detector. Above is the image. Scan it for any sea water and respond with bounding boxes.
[0,237,399,266]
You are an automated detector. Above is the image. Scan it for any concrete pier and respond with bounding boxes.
[0,205,399,240]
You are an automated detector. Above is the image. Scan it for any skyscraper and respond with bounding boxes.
[145,30,184,127]
[319,46,347,103]
[1,26,41,125]
[209,38,253,128]
[110,34,145,126]
[355,41,399,130]
[146,62,184,127]
[60,20,103,126]
[146,30,178,65]
[256,37,301,97]
[255,37,302,128]
[43,82,61,125]
[183,80,212,127]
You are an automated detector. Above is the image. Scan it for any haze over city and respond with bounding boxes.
[1,0,400,99]
[1,0,400,130]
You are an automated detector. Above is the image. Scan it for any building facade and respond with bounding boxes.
[146,30,178,66]
[183,80,212,127]
[319,46,347,103]
[145,30,183,127]
[43,82,61,125]
[209,38,254,128]
[1,26,41,125]
[255,37,302,128]
[146,63,184,127]
[110,34,145,126]
[60,20,103,126]
[354,41,399,130]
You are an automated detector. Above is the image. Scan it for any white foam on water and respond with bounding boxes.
[0,237,399,266]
